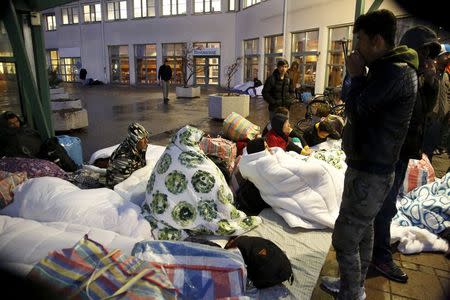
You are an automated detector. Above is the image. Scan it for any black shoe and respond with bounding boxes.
[373,261,408,283]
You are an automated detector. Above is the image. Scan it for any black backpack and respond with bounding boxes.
[225,236,294,289]
[39,137,78,172]
[235,180,270,216]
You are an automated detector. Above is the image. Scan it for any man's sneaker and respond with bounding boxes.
[372,261,408,283]
[320,276,366,299]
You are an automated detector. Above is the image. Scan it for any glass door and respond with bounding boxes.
[194,56,220,86]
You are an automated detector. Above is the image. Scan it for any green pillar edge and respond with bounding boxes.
[367,0,383,13]
[3,0,51,140]
[31,13,54,135]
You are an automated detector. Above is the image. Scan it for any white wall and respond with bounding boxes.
[43,0,408,88]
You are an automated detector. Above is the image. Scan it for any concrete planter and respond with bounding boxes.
[51,98,83,110]
[176,86,201,98]
[52,108,89,131]
[208,94,250,119]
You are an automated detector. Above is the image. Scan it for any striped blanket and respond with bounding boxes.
[28,235,178,299]
[132,240,247,299]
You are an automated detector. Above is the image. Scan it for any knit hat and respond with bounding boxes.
[438,44,450,56]
[271,113,289,138]
[127,122,150,144]
[399,26,441,59]
[246,138,266,154]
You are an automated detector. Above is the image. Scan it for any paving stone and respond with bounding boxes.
[391,295,413,300]
[310,284,335,300]
[418,264,435,275]
[400,253,449,271]
[365,288,391,300]
[365,275,391,293]
[438,276,449,299]
[401,261,419,271]
[390,269,445,300]
[435,269,450,279]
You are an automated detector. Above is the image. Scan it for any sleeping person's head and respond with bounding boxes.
[246,138,269,154]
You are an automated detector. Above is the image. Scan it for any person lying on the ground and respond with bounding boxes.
[265,113,312,155]
[239,138,344,229]
[301,115,343,147]
[106,122,150,188]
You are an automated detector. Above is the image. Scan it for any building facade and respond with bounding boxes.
[38,0,448,93]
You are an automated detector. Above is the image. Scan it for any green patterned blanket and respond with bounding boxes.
[142,126,261,240]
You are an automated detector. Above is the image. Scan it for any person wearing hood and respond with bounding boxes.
[262,59,295,120]
[106,122,150,188]
[321,10,418,300]
[265,113,311,155]
[370,26,441,285]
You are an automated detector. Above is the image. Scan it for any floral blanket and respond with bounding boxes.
[393,172,450,234]
[142,126,261,240]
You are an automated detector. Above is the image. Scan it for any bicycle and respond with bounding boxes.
[295,88,345,133]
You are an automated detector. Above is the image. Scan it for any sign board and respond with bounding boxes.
[193,48,220,56]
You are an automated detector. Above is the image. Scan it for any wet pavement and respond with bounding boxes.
[62,82,306,161]
[51,83,450,300]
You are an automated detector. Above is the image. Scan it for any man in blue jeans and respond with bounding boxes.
[321,10,418,299]
[372,25,440,284]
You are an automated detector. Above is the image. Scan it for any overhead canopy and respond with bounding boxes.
[10,0,77,12]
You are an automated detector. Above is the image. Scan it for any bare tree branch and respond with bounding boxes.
[225,57,242,96]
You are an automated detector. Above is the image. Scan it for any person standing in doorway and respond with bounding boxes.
[262,59,295,120]
[320,9,418,299]
[158,59,172,103]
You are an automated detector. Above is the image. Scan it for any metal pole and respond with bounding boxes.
[3,0,51,140]
[30,12,54,135]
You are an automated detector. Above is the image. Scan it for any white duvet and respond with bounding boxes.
[0,177,152,240]
[0,215,140,276]
[239,147,344,229]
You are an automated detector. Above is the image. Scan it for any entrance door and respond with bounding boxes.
[194,57,219,86]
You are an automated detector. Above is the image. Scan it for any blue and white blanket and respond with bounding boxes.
[393,172,450,234]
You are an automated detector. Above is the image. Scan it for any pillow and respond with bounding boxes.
[223,112,260,142]
[0,171,28,209]
[0,157,66,179]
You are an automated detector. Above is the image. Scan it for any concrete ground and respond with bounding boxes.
[62,83,449,300]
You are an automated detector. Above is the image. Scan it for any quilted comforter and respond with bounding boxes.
[239,147,344,229]
[0,215,140,276]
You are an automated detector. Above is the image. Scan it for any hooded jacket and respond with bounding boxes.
[399,26,440,159]
[265,114,304,154]
[262,69,295,111]
[106,123,149,188]
[343,46,419,174]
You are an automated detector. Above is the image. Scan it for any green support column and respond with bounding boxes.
[3,0,51,140]
[31,12,54,134]
[367,0,383,13]
[354,0,365,21]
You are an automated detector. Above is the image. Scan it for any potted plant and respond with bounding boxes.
[208,57,250,119]
[175,44,202,98]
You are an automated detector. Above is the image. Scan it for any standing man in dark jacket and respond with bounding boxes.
[158,59,172,103]
[321,10,418,299]
[262,59,295,120]
[371,26,440,284]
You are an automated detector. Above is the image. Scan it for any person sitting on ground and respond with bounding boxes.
[301,116,342,147]
[0,111,79,172]
[106,122,150,188]
[244,77,263,96]
[262,107,308,145]
[0,111,41,158]
[265,113,312,155]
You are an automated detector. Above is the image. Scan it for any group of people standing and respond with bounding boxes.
[261,9,449,300]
